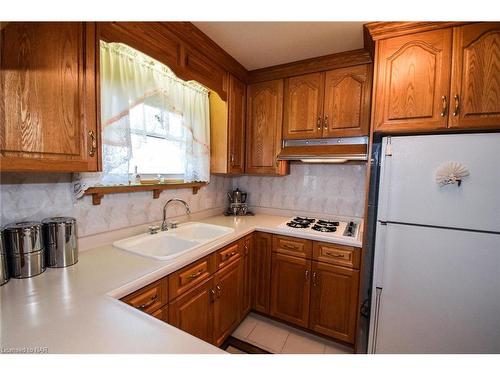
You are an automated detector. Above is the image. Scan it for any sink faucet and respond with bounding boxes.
[161,198,191,231]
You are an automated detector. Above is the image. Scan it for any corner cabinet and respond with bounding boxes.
[245,80,289,175]
[372,22,500,133]
[0,22,99,172]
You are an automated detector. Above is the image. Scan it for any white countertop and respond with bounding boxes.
[0,213,363,354]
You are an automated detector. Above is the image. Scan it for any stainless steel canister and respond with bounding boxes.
[0,227,9,285]
[4,221,46,278]
[42,217,78,268]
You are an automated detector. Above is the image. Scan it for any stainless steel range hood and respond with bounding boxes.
[277,136,369,163]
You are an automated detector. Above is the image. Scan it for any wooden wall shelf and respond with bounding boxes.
[83,182,207,205]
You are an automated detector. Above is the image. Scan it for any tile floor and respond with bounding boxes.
[230,313,353,354]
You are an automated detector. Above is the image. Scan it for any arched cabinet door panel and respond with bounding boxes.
[323,64,371,138]
[283,73,324,139]
[449,23,500,129]
[373,28,452,133]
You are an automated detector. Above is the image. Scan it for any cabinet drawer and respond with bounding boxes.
[168,255,215,301]
[121,278,168,314]
[215,242,242,270]
[313,242,361,269]
[273,235,312,259]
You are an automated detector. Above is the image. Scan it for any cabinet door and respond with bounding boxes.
[246,80,288,175]
[169,278,214,344]
[323,65,371,137]
[283,73,324,139]
[213,258,244,346]
[241,235,253,317]
[270,253,311,328]
[373,28,452,133]
[252,232,273,314]
[449,23,500,129]
[228,75,246,174]
[309,262,359,344]
[0,22,98,172]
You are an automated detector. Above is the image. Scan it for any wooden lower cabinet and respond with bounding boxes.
[213,258,244,346]
[168,277,215,344]
[270,253,311,328]
[252,232,273,314]
[309,261,360,344]
[152,306,168,322]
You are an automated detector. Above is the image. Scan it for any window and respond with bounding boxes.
[128,103,185,176]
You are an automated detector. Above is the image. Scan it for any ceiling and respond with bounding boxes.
[193,22,365,70]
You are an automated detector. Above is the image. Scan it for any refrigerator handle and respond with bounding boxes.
[370,287,383,354]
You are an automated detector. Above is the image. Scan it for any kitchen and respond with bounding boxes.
[1,1,499,373]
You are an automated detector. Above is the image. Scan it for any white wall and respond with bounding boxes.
[232,163,366,218]
[0,174,232,237]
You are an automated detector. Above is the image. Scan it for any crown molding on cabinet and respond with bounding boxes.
[364,21,469,41]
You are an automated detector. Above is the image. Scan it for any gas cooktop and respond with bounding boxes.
[279,216,359,239]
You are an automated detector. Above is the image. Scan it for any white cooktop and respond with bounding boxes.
[277,216,360,240]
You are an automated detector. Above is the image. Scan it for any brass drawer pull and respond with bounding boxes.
[316,116,322,130]
[312,272,318,287]
[216,284,222,298]
[88,130,97,157]
[323,114,328,130]
[305,269,310,281]
[282,244,298,250]
[187,269,204,280]
[210,288,216,303]
[326,251,346,259]
[136,294,158,310]
[224,251,237,260]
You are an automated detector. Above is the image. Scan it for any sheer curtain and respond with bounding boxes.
[73,41,210,199]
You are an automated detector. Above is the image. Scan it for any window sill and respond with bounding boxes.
[83,182,207,205]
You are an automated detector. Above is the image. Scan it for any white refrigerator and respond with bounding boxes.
[368,133,500,354]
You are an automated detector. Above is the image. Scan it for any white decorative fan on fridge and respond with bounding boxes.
[435,162,470,187]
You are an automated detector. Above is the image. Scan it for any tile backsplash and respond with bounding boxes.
[0,163,366,238]
[0,174,232,237]
[232,163,367,218]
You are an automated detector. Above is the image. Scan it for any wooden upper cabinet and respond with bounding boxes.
[449,23,500,129]
[228,75,246,174]
[309,261,359,344]
[270,253,311,328]
[0,22,99,172]
[246,80,288,175]
[252,232,273,314]
[373,28,453,133]
[323,65,371,137]
[283,73,324,139]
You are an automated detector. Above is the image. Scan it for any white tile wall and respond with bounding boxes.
[0,173,232,237]
[233,163,366,218]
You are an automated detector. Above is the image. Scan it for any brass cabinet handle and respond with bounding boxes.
[187,269,203,280]
[216,284,222,298]
[136,294,158,310]
[316,116,322,130]
[210,288,216,303]
[312,272,318,287]
[440,95,448,117]
[305,269,310,281]
[282,244,298,250]
[224,251,237,260]
[453,94,460,116]
[230,153,235,166]
[325,251,345,258]
[88,130,97,157]
[323,115,328,130]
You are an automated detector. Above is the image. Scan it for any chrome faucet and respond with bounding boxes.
[161,198,191,231]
